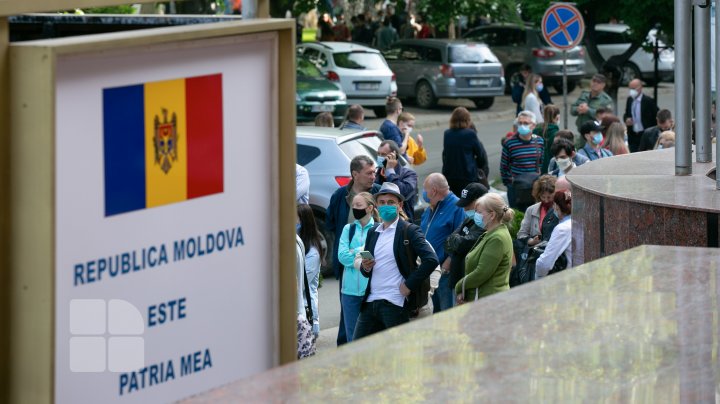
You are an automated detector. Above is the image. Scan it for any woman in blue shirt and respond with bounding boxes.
[337,192,379,342]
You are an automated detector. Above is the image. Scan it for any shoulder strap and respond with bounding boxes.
[402,222,414,270]
[348,223,356,244]
[303,266,313,321]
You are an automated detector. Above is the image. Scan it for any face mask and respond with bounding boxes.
[556,157,572,172]
[536,83,544,92]
[422,190,431,203]
[378,205,398,222]
[296,223,301,233]
[657,144,664,150]
[592,133,603,145]
[628,89,639,98]
[473,212,484,228]
[465,209,475,220]
[518,125,532,136]
[405,127,413,134]
[352,208,367,220]
[376,156,386,168]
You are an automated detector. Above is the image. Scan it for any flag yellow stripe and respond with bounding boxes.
[145,79,187,208]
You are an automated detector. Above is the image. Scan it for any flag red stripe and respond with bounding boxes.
[186,74,224,199]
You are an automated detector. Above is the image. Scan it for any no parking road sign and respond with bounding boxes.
[541,3,585,50]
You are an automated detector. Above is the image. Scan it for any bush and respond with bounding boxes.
[508,210,524,239]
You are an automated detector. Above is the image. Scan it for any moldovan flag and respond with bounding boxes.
[103,74,224,216]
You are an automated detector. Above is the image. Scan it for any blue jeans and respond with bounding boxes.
[431,273,454,312]
[353,300,409,340]
[341,294,364,343]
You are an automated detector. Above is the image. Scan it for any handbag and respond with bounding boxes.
[531,241,568,274]
[459,275,480,304]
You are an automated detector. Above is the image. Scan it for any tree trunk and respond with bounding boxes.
[448,19,455,39]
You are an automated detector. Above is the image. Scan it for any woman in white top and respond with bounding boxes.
[535,189,572,278]
[521,73,544,125]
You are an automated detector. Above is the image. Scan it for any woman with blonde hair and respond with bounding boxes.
[337,192,379,343]
[455,193,515,303]
[655,130,675,149]
[521,73,544,124]
[603,121,629,155]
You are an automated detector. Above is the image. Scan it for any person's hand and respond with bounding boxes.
[417,134,424,149]
[312,323,320,338]
[399,282,411,297]
[361,258,375,272]
[625,117,633,126]
[456,293,464,305]
[527,235,541,246]
[441,257,451,274]
[385,152,398,169]
[577,102,589,114]
[406,155,415,164]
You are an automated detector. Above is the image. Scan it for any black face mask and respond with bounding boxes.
[352,208,367,220]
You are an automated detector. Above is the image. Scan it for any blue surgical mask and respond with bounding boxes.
[592,133,603,145]
[296,223,301,233]
[536,83,544,92]
[465,209,475,220]
[518,125,532,136]
[376,156,386,168]
[378,205,398,222]
[422,190,430,203]
[473,212,484,228]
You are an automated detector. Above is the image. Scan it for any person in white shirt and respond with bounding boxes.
[353,182,438,339]
[521,73,544,125]
[535,190,573,278]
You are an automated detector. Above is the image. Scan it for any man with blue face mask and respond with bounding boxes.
[354,182,438,340]
[500,110,544,209]
[577,121,613,161]
[420,173,466,312]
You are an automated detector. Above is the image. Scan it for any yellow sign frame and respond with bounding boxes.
[5,18,295,403]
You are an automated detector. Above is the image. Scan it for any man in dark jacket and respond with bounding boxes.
[444,183,487,295]
[375,140,418,222]
[326,155,381,346]
[623,79,659,152]
[638,109,674,152]
[354,183,438,339]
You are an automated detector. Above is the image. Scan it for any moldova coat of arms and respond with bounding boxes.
[153,108,179,174]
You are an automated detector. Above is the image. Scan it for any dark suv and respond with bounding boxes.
[383,39,505,110]
[464,24,586,93]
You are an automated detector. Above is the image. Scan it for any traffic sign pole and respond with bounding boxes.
[563,50,568,129]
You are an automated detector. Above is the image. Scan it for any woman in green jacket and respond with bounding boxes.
[455,193,515,303]
[534,104,560,173]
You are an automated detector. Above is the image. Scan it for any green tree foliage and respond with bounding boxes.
[416,0,521,36]
[81,5,136,14]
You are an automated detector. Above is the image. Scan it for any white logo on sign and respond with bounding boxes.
[69,299,145,373]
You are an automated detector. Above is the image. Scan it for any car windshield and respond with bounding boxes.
[449,45,498,63]
[297,58,324,78]
[338,135,381,159]
[333,52,387,70]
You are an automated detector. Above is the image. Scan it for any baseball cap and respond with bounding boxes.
[456,183,488,208]
[580,120,602,136]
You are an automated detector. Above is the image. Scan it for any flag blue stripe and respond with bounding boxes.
[103,84,146,216]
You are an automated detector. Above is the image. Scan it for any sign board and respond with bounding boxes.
[8,20,297,403]
[541,3,585,50]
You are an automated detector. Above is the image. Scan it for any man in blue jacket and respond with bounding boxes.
[354,182,438,339]
[375,140,418,222]
[326,155,381,346]
[420,173,466,312]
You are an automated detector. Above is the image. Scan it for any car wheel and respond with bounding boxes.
[313,213,335,277]
[621,63,642,86]
[372,106,387,118]
[473,97,494,110]
[415,81,437,109]
[553,81,577,94]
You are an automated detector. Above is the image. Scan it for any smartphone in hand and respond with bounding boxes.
[359,251,374,260]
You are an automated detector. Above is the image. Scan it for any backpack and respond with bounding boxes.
[401,222,431,316]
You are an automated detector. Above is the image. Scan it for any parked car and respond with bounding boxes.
[592,23,674,85]
[297,126,423,275]
[296,56,348,125]
[297,42,397,118]
[463,23,586,94]
[382,39,505,110]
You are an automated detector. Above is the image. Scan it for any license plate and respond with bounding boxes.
[563,66,578,72]
[311,104,334,112]
[356,82,380,91]
[469,79,491,86]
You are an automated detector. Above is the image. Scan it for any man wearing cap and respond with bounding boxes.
[375,139,418,222]
[420,173,466,312]
[353,182,438,339]
[326,155,381,346]
[577,121,614,161]
[444,183,488,301]
[571,74,614,138]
